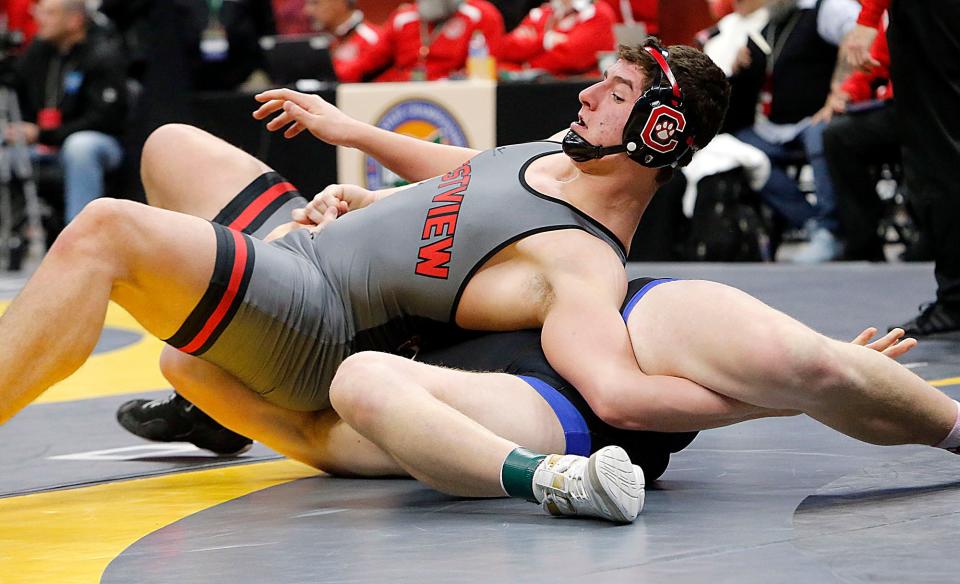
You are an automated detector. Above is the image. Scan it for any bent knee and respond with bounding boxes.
[50,198,137,257]
[158,346,201,386]
[60,131,96,155]
[329,352,408,425]
[142,124,198,164]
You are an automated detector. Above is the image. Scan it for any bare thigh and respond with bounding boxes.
[339,352,567,454]
[141,124,273,219]
[627,280,819,410]
[101,200,220,339]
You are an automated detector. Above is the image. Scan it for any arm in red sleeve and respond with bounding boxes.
[841,69,875,102]
[475,0,506,57]
[529,4,616,75]
[497,10,546,64]
[334,24,393,83]
[840,23,891,102]
[856,0,889,28]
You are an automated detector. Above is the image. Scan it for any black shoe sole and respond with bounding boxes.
[116,399,253,456]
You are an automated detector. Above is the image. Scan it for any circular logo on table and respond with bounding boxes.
[364,99,468,189]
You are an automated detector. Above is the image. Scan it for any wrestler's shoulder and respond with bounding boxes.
[517,230,624,267]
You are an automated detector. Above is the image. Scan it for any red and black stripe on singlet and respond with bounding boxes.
[165,173,299,355]
[165,225,256,355]
[211,172,301,235]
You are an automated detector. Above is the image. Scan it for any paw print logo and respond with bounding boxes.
[655,120,676,142]
[641,107,686,153]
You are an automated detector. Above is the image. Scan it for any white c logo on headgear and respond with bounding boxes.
[640,105,687,154]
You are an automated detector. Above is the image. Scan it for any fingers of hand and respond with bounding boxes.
[322,205,339,223]
[280,102,311,135]
[255,88,296,103]
[284,122,305,139]
[252,99,285,120]
[306,203,328,225]
[291,207,313,225]
[266,110,295,132]
[882,337,917,359]
[866,328,903,351]
[315,184,342,203]
[876,328,905,349]
[851,327,877,346]
[859,56,881,72]
[307,206,339,233]
[851,47,876,69]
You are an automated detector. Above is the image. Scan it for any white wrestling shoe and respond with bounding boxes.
[533,445,644,523]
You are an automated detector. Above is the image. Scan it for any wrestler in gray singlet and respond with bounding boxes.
[166,142,626,411]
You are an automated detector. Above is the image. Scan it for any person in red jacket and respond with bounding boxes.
[598,0,657,34]
[375,0,505,82]
[302,0,386,83]
[1,0,38,48]
[497,0,616,77]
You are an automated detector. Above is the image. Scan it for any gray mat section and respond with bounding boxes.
[100,264,960,584]
[0,271,28,299]
[102,414,960,584]
[794,452,960,584]
[0,392,279,498]
[94,327,143,354]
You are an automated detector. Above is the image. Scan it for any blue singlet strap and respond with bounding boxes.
[621,278,676,323]
[518,375,591,456]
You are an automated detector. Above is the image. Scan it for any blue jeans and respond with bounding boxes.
[32,131,124,221]
[735,124,838,232]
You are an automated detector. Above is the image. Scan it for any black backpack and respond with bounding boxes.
[684,168,771,262]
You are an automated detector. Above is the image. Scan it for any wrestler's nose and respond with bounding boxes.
[578,84,599,111]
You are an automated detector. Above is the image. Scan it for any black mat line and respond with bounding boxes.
[0,454,283,500]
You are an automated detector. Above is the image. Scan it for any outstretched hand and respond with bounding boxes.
[850,327,917,359]
[253,88,357,144]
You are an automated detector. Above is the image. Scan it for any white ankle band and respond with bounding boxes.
[935,399,960,449]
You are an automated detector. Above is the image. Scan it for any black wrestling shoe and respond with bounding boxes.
[890,302,960,336]
[116,392,253,456]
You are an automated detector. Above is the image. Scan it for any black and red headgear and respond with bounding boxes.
[562,39,697,169]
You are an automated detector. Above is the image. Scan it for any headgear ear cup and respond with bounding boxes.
[622,41,696,169]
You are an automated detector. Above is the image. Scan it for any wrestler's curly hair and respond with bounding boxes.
[619,41,730,182]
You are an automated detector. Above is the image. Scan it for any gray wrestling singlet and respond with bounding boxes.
[167,142,626,410]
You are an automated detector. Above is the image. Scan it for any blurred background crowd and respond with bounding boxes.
[1,0,958,334]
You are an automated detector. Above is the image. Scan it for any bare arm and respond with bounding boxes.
[538,239,769,432]
[253,88,480,182]
[537,238,916,432]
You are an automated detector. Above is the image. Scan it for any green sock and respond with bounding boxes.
[500,447,546,503]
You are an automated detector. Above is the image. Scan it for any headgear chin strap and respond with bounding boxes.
[561,129,627,162]
[562,39,696,169]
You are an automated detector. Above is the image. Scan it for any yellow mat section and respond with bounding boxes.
[0,459,319,584]
[0,300,168,404]
[930,376,960,388]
